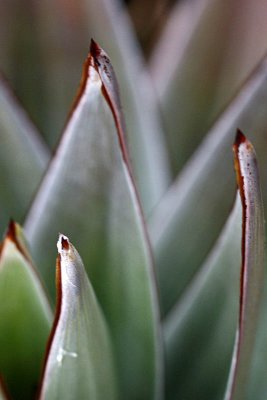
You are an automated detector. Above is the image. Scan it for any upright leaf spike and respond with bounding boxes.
[40,235,118,400]
[224,131,265,400]
[25,41,163,399]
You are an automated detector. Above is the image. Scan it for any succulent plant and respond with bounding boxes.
[0,1,267,400]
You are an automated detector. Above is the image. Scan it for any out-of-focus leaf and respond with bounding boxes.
[149,0,267,174]
[0,78,49,233]
[40,235,117,400]
[25,42,163,400]
[0,1,48,135]
[0,378,9,400]
[149,56,267,315]
[224,132,265,400]
[164,196,241,400]
[0,222,52,400]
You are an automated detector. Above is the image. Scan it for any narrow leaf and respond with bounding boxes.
[0,222,52,400]
[149,56,267,315]
[0,77,49,233]
[40,235,117,400]
[164,196,241,400]
[224,132,265,400]
[25,42,163,400]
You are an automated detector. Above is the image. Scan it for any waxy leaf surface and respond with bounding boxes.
[224,132,265,400]
[13,0,170,215]
[164,197,241,400]
[0,79,49,233]
[40,235,117,400]
[25,42,163,400]
[0,222,52,400]
[149,56,267,315]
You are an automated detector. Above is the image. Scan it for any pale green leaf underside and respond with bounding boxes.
[0,80,49,233]
[0,235,52,400]
[41,235,117,400]
[25,49,162,400]
[149,56,267,315]
[164,197,241,400]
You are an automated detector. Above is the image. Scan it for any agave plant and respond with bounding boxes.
[0,1,267,400]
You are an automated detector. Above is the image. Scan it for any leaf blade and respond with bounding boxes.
[224,132,265,400]
[0,222,52,399]
[0,78,49,232]
[25,42,163,400]
[164,196,242,400]
[149,56,267,315]
[40,235,118,400]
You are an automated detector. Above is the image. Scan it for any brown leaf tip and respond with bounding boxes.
[57,234,70,253]
[234,129,253,155]
[235,129,247,147]
[90,39,101,61]
[6,219,16,242]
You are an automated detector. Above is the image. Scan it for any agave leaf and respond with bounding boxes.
[0,78,49,233]
[224,132,265,400]
[81,0,171,214]
[0,222,52,400]
[149,0,267,174]
[164,196,241,400]
[25,42,163,400]
[40,235,117,400]
[17,0,170,215]
[149,56,267,315]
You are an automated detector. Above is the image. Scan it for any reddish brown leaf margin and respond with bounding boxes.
[225,130,265,400]
[37,249,62,399]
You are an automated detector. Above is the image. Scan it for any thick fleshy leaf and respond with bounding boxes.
[10,0,170,215]
[149,0,267,174]
[224,132,265,400]
[25,42,163,400]
[0,78,49,233]
[149,56,267,315]
[0,222,52,400]
[40,235,117,400]
[81,0,171,215]
[164,196,241,400]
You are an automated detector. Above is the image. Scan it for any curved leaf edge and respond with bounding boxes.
[224,130,265,400]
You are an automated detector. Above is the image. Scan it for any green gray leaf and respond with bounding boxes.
[0,78,49,233]
[25,42,163,400]
[149,56,267,315]
[40,234,117,400]
[224,132,265,400]
[149,0,267,175]
[0,222,52,400]
[164,196,241,400]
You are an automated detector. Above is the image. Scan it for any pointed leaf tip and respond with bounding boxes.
[6,220,16,242]
[90,38,101,59]
[225,132,265,400]
[234,129,247,146]
[57,234,70,253]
